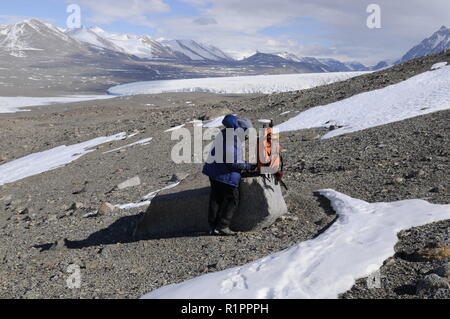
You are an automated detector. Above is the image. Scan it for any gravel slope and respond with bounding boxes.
[0,50,449,299]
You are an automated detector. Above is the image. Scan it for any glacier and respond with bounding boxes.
[107,72,367,95]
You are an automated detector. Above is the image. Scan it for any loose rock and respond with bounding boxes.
[302,133,321,141]
[392,177,405,184]
[69,202,84,211]
[98,202,116,215]
[169,173,189,182]
[416,274,449,294]
[117,176,141,190]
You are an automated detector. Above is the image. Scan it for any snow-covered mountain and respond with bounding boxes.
[240,52,326,73]
[0,18,389,71]
[5,17,428,77]
[161,39,233,62]
[277,26,450,72]
[296,57,330,71]
[342,61,369,71]
[399,26,450,63]
[243,52,294,64]
[319,59,373,72]
[66,26,233,62]
[0,18,234,63]
[371,60,393,70]
[75,27,185,61]
[273,52,372,72]
[276,51,303,62]
[65,27,126,53]
[277,26,450,71]
[317,58,353,72]
[0,18,141,63]
[0,18,84,57]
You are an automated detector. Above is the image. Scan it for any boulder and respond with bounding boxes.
[134,172,210,238]
[134,172,288,238]
[230,175,288,231]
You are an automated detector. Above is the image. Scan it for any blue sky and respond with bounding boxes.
[1,0,449,64]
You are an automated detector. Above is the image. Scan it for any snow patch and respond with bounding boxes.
[164,124,185,132]
[103,137,153,154]
[0,95,114,113]
[431,62,448,70]
[142,182,181,200]
[142,190,450,299]
[0,133,127,186]
[203,116,227,128]
[116,182,181,210]
[277,66,450,139]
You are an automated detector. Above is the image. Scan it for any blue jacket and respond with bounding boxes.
[202,115,254,187]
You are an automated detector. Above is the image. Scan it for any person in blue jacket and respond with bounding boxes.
[202,114,255,236]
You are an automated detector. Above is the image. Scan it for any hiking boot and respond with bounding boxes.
[217,227,237,236]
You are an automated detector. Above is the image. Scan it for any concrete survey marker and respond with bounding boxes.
[134,172,288,238]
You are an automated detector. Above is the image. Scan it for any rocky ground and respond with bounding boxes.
[0,51,449,299]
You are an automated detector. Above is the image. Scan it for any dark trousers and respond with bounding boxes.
[208,178,240,230]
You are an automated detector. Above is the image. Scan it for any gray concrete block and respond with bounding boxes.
[134,172,288,238]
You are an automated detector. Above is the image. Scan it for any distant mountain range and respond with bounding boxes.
[237,25,450,71]
[0,19,232,63]
[235,52,371,72]
[66,26,233,62]
[161,39,233,62]
[0,19,87,58]
[398,25,450,63]
[1,19,449,73]
[0,19,137,64]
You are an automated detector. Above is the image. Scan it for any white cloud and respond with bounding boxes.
[71,0,171,25]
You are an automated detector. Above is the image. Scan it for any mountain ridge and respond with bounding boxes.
[1,19,449,74]
[398,25,450,63]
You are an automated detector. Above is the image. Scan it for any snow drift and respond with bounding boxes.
[277,65,450,138]
[0,95,114,114]
[0,132,127,186]
[142,190,450,299]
